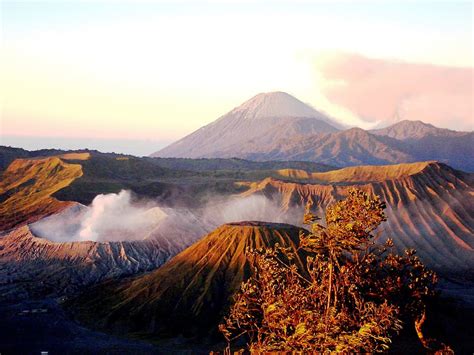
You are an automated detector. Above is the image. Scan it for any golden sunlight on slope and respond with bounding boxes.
[244,162,474,273]
[0,157,83,230]
[70,222,307,338]
[59,152,91,161]
[276,161,434,183]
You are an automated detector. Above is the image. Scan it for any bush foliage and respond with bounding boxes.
[220,189,450,352]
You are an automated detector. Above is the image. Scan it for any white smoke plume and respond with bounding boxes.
[30,189,301,243]
[201,194,301,227]
[76,190,163,241]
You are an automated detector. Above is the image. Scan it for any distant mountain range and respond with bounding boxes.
[152,92,474,172]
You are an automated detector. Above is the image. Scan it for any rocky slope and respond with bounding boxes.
[69,222,307,338]
[241,161,474,273]
[0,225,190,301]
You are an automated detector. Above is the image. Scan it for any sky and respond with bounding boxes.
[1,0,473,156]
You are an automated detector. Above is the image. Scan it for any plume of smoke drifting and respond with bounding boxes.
[77,190,163,241]
[202,194,302,227]
[30,190,164,242]
[30,190,302,243]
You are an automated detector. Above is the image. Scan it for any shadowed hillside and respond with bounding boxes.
[0,226,180,301]
[0,146,72,171]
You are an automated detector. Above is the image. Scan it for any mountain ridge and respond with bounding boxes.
[0,157,84,230]
[240,161,474,273]
[151,93,473,172]
[370,120,466,140]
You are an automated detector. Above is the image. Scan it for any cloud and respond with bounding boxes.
[313,52,473,130]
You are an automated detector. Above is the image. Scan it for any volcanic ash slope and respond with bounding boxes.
[69,222,308,338]
[0,226,187,301]
[242,161,474,273]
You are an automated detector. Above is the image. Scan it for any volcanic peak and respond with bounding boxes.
[228,91,321,120]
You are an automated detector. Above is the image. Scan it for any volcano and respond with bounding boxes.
[69,222,308,338]
[152,92,341,158]
[0,226,177,301]
[151,93,473,172]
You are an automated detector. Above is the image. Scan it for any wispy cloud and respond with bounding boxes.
[313,52,473,130]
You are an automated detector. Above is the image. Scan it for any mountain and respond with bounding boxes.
[371,120,474,171]
[0,156,85,230]
[3,151,473,349]
[245,127,413,166]
[0,151,340,303]
[214,121,473,171]
[3,152,472,275]
[370,120,466,140]
[241,161,474,273]
[151,93,473,172]
[152,92,341,158]
[0,226,181,301]
[0,146,70,172]
[3,152,472,276]
[69,222,308,338]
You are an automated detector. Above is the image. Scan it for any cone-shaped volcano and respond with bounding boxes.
[152,91,340,158]
[70,221,307,338]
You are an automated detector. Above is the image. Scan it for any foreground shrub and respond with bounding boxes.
[220,189,450,352]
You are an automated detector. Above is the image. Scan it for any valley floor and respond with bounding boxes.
[0,298,160,354]
[1,281,473,354]
[0,297,229,354]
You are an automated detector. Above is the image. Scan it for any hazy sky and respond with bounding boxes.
[1,1,473,155]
